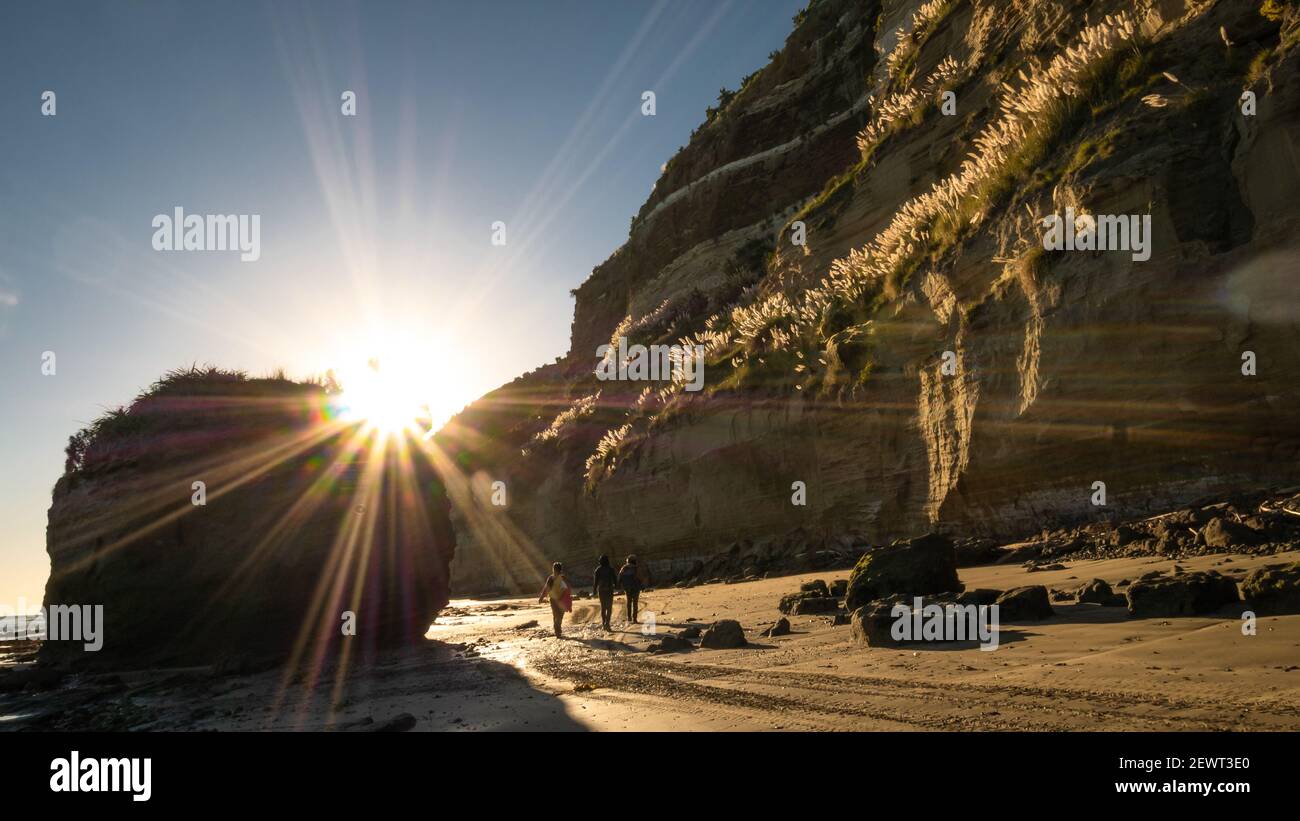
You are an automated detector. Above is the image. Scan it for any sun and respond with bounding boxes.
[336,358,428,436]
[321,329,476,439]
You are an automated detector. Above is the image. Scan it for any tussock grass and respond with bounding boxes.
[65,365,331,477]
[582,10,1145,486]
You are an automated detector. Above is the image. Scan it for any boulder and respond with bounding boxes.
[1153,519,1191,555]
[1111,524,1142,547]
[849,596,910,647]
[778,592,805,614]
[700,619,747,649]
[1201,517,1265,550]
[830,578,848,597]
[1241,563,1300,615]
[678,625,702,640]
[844,533,961,612]
[1126,571,1240,617]
[648,634,694,653]
[792,596,840,615]
[800,579,830,596]
[1076,578,1112,604]
[994,586,1053,621]
[955,588,1001,607]
[761,617,791,637]
[41,372,456,670]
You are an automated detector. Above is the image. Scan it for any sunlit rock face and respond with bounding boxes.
[42,371,455,669]
[442,0,1300,594]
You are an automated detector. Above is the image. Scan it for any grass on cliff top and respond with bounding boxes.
[65,365,335,476]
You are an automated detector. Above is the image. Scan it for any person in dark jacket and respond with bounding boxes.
[592,554,617,631]
[618,555,643,624]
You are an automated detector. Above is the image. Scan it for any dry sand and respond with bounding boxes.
[6,549,1298,732]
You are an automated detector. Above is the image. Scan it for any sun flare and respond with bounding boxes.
[336,358,428,436]
[326,330,473,439]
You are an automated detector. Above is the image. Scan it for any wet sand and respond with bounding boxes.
[4,548,1298,732]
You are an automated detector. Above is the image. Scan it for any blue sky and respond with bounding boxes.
[0,0,805,608]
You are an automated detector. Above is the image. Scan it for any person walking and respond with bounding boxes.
[538,562,571,638]
[592,554,617,631]
[618,555,643,624]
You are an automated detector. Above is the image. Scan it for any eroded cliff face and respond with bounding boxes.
[43,377,455,669]
[441,0,1300,594]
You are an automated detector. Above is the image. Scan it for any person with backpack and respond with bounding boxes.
[592,554,617,631]
[618,555,643,624]
[537,562,571,638]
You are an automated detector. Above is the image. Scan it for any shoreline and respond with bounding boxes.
[4,547,1298,732]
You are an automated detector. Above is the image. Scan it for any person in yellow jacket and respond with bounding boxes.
[538,562,571,638]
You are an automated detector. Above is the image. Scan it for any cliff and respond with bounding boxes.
[441,0,1300,594]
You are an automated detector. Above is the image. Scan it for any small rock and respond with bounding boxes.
[761,617,791,638]
[995,586,1054,621]
[700,619,747,649]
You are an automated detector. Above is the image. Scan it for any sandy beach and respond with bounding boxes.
[7,547,1296,733]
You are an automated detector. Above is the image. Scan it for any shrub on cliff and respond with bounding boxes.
[63,365,337,479]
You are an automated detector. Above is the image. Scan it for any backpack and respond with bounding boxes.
[619,565,640,589]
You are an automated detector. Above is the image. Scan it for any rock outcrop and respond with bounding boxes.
[42,369,455,669]
[1125,571,1241,617]
[436,0,1300,595]
[844,533,961,611]
[1241,562,1300,614]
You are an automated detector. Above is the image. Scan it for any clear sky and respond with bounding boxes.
[0,0,805,609]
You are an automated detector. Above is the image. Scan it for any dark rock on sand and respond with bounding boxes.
[849,596,910,647]
[678,625,702,640]
[778,592,808,614]
[845,533,961,612]
[1126,571,1240,617]
[1076,578,1115,605]
[1202,517,1265,550]
[955,588,1001,606]
[762,617,791,638]
[648,634,695,653]
[792,596,840,615]
[994,586,1054,621]
[1241,563,1300,615]
[700,619,747,649]
[830,579,848,597]
[800,579,830,596]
